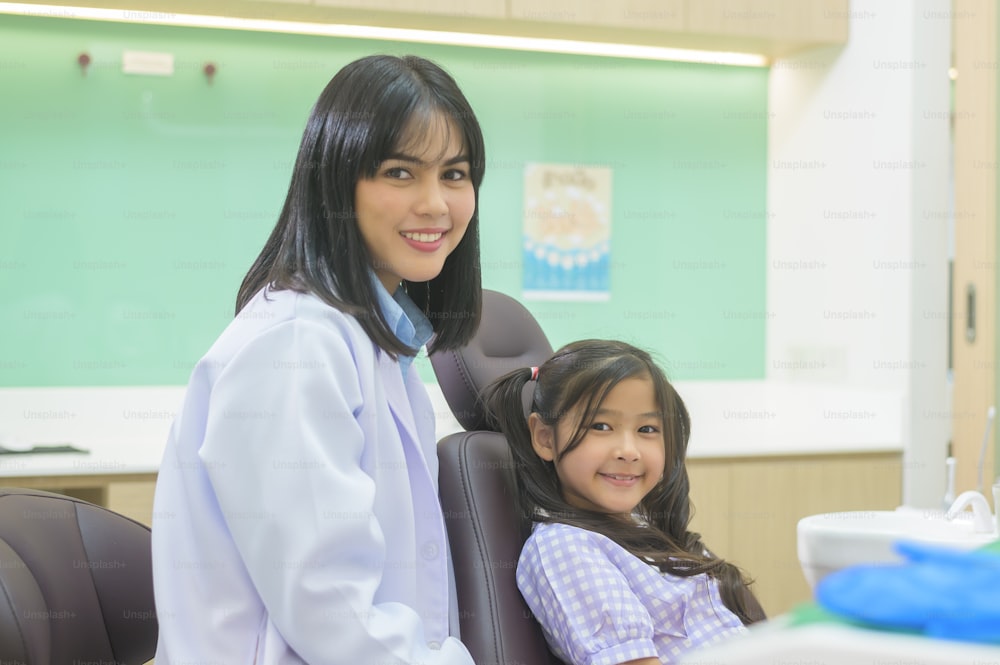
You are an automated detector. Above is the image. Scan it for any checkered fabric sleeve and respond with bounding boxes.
[518,522,749,665]
[517,522,663,665]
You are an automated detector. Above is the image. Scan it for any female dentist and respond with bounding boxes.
[151,54,484,664]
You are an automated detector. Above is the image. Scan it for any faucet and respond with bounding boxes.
[945,490,997,534]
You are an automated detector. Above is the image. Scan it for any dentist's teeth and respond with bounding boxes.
[402,232,443,243]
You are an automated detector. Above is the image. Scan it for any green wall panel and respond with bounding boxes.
[0,14,767,386]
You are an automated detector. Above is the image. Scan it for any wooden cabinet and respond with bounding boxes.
[688,452,902,617]
[7,473,157,526]
[18,451,900,618]
[16,0,849,60]
[106,478,157,525]
[952,0,998,496]
[686,0,849,42]
[505,0,848,57]
[311,0,505,19]
[507,0,686,32]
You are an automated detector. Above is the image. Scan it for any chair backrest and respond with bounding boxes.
[431,289,561,665]
[0,488,157,664]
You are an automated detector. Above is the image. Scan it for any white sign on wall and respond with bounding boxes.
[522,162,612,301]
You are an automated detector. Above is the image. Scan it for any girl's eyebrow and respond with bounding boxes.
[383,152,470,166]
[593,408,664,419]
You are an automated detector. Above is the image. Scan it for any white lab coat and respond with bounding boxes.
[151,287,473,664]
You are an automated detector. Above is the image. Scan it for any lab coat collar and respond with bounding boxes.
[379,350,432,477]
[370,273,433,381]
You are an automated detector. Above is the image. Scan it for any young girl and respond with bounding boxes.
[482,339,764,665]
[152,55,483,664]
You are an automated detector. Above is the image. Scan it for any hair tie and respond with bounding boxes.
[529,366,539,381]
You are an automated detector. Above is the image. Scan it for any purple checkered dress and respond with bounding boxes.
[517,522,747,665]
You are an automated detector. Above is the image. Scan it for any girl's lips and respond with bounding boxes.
[599,473,642,487]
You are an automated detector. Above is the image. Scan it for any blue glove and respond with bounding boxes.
[815,540,1000,644]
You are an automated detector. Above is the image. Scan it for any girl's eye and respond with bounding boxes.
[590,422,611,431]
[443,168,468,181]
[638,425,660,434]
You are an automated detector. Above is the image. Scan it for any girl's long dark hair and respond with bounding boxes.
[236,54,484,356]
[482,339,765,625]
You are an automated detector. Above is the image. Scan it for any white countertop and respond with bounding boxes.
[0,386,182,477]
[0,381,903,478]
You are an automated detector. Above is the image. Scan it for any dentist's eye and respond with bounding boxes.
[383,166,413,179]
[638,425,660,434]
[590,422,612,431]
[441,169,469,182]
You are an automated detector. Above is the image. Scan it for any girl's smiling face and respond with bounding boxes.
[529,376,666,516]
[354,112,474,292]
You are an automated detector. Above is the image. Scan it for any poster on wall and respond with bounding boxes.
[522,162,612,301]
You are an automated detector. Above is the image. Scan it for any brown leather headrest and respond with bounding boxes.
[431,290,553,431]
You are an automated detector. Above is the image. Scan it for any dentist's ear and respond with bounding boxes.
[528,413,556,462]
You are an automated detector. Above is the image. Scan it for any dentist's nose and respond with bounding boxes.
[415,180,448,218]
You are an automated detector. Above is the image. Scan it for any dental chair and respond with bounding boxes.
[432,290,768,665]
[432,289,561,665]
[0,487,157,664]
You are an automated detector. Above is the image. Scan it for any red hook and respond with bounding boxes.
[203,62,217,84]
[77,52,91,76]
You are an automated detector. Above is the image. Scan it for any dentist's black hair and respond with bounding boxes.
[236,54,484,357]
[482,339,765,626]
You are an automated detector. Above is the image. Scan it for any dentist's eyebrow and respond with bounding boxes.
[383,152,470,166]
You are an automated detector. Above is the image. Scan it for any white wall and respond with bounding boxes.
[767,0,952,508]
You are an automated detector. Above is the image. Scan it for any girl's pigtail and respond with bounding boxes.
[481,367,540,536]
[481,366,534,440]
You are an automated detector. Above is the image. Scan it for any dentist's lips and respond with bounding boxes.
[400,230,446,253]
[599,473,642,487]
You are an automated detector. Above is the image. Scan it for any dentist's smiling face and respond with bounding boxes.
[530,376,666,516]
[355,112,474,293]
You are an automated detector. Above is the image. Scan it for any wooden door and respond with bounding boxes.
[952,0,997,497]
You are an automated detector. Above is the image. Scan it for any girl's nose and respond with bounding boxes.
[615,434,640,461]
